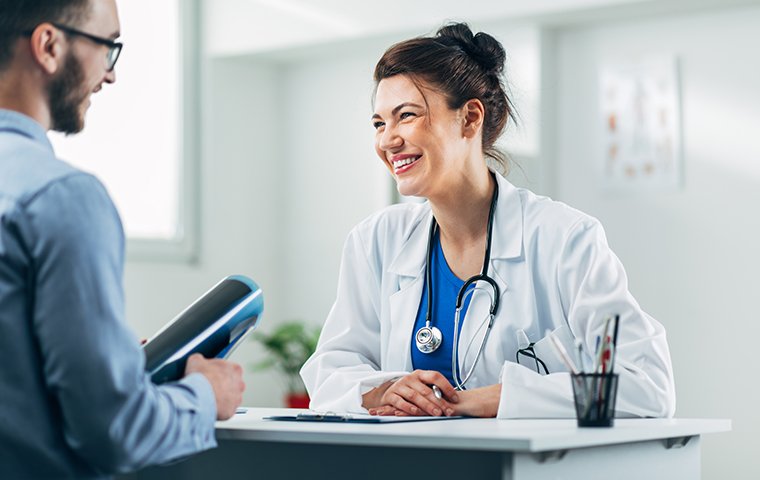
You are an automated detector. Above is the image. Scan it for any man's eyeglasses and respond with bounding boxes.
[23,23,122,72]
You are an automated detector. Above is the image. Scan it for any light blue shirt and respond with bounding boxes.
[0,109,217,479]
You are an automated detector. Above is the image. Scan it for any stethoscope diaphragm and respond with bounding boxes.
[415,325,443,353]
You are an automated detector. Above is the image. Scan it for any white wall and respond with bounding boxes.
[553,5,760,478]
[124,59,288,407]
[278,45,391,329]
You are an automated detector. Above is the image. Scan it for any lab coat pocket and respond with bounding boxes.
[529,324,577,375]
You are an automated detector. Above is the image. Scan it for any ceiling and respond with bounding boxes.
[204,0,759,56]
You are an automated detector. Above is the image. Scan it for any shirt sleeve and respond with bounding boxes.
[24,173,217,474]
[497,218,676,419]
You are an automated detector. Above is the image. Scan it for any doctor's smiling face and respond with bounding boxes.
[372,24,515,196]
[373,74,474,199]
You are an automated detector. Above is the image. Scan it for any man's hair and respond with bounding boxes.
[0,0,91,70]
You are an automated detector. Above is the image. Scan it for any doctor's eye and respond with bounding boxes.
[372,120,385,130]
[399,111,416,120]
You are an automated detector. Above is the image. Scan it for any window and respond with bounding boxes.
[49,0,199,261]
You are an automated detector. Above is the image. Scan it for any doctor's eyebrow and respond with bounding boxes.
[371,102,424,120]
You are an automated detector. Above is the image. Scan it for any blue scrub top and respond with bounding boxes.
[411,231,473,385]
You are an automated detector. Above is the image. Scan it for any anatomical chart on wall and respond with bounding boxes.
[599,56,682,191]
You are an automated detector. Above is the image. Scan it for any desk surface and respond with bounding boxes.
[216,408,730,453]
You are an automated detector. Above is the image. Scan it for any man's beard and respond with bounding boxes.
[48,52,88,135]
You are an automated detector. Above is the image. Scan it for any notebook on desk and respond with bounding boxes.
[265,412,464,423]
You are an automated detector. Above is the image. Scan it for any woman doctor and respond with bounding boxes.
[300,23,676,418]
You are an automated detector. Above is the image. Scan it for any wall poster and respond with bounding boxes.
[599,56,682,191]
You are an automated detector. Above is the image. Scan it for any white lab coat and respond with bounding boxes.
[301,173,675,418]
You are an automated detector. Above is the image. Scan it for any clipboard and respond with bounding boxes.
[265,412,464,424]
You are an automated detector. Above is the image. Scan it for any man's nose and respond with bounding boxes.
[104,69,116,84]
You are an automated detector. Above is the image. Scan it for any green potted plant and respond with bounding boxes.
[252,321,321,408]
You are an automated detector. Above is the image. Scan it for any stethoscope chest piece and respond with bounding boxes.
[415,325,442,353]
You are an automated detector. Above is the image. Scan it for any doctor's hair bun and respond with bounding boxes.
[374,22,516,173]
[435,23,506,76]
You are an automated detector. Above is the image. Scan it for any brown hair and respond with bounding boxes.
[374,23,516,173]
[0,0,91,70]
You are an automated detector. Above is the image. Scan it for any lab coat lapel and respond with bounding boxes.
[489,174,525,262]
[387,209,432,371]
[487,175,525,304]
[458,174,524,382]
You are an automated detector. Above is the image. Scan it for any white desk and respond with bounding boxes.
[123,408,730,480]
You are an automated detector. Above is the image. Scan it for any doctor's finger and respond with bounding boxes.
[386,392,422,416]
[371,405,400,416]
[405,379,454,413]
[416,370,459,403]
[394,384,445,416]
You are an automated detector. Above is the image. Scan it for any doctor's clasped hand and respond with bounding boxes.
[362,371,503,418]
[362,370,458,417]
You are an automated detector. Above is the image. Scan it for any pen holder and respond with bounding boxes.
[571,373,619,427]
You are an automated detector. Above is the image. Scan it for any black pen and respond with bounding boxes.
[609,314,620,373]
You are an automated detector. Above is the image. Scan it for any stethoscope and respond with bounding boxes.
[414,173,501,391]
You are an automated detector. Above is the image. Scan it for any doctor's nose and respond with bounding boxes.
[378,125,403,152]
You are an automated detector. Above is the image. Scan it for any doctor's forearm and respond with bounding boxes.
[361,381,393,409]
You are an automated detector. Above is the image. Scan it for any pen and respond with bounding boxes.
[574,338,585,373]
[600,339,611,374]
[595,317,612,373]
[608,314,620,373]
[432,385,442,400]
[546,330,579,374]
[296,412,351,422]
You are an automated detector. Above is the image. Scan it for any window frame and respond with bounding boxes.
[126,0,200,263]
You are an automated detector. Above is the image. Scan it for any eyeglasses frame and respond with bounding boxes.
[22,22,122,72]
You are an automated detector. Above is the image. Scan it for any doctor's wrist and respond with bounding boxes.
[361,380,395,410]
[455,384,502,418]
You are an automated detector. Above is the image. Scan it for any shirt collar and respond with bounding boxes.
[0,109,54,153]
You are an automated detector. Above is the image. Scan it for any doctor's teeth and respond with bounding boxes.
[394,156,419,168]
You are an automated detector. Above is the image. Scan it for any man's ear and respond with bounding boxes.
[461,98,485,139]
[28,23,67,75]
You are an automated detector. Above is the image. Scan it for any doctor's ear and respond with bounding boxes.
[460,98,485,139]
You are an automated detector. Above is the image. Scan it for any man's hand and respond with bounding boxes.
[184,354,245,420]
